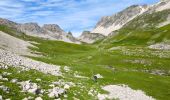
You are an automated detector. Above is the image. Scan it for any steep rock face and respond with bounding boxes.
[91,5,148,36]
[42,24,80,44]
[19,23,46,35]
[79,31,105,43]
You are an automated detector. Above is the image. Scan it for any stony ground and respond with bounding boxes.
[0,49,61,76]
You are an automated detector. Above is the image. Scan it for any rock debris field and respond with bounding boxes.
[0,49,61,76]
[98,85,155,100]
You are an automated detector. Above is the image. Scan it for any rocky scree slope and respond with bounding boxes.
[0,31,34,56]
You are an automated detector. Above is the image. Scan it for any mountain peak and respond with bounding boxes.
[92,4,148,36]
[42,24,64,33]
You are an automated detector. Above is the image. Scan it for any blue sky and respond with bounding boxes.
[0,0,159,37]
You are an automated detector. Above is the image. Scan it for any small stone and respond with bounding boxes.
[55,99,61,100]
[64,95,68,98]
[10,79,18,83]
[0,75,3,80]
[48,87,65,98]
[22,98,28,100]
[95,74,103,79]
[0,95,3,100]
[35,97,43,100]
[2,72,11,76]
[2,78,8,81]
[28,96,33,99]
[64,84,70,90]
[64,66,70,72]
[49,84,55,87]
[36,78,41,81]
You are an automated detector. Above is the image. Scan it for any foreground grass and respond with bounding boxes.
[0,67,60,100]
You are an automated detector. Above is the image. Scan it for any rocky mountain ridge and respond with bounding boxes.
[0,18,80,44]
[92,0,170,36]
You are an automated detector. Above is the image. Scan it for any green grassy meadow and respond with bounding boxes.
[0,23,170,100]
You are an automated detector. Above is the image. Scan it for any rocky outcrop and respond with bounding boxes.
[79,31,105,43]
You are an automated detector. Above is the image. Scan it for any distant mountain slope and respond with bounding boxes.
[92,0,170,36]
[99,10,170,48]
[78,31,105,43]
[91,5,148,36]
[0,18,80,44]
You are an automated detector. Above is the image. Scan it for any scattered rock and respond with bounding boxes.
[150,70,166,75]
[98,84,155,100]
[0,75,3,80]
[35,97,43,100]
[0,85,10,93]
[19,80,38,94]
[0,95,2,100]
[74,73,88,79]
[64,95,68,98]
[10,79,18,83]
[22,98,28,100]
[0,49,62,76]
[49,84,55,87]
[36,78,41,82]
[94,74,103,79]
[149,43,170,50]
[2,78,8,81]
[64,66,70,72]
[48,87,66,98]
[2,72,12,76]
[64,84,70,90]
